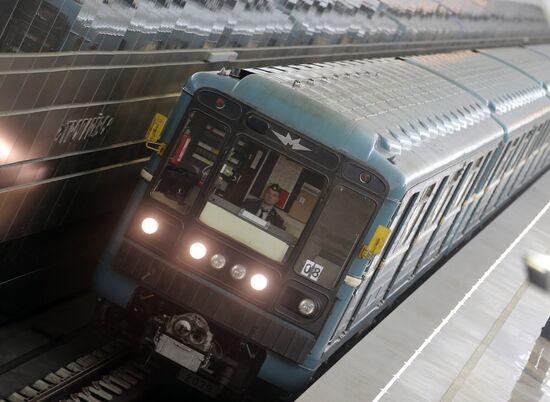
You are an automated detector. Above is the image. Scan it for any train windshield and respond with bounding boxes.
[200,135,326,262]
[152,111,229,214]
[293,185,376,288]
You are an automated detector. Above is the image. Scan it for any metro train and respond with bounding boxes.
[4,0,550,316]
[94,44,550,397]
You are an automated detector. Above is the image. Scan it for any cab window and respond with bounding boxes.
[152,110,228,214]
[199,135,326,262]
[293,185,376,288]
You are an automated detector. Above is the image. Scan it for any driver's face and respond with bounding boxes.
[263,188,280,206]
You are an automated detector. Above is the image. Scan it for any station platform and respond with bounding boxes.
[298,170,550,402]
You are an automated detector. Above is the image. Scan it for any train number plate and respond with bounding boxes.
[300,259,324,281]
[178,369,222,398]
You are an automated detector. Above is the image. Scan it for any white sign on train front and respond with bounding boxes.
[300,259,324,281]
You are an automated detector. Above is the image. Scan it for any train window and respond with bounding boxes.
[398,183,435,247]
[382,193,419,256]
[526,127,545,158]
[536,128,550,164]
[499,138,527,184]
[152,111,229,214]
[506,136,527,173]
[293,185,376,288]
[507,138,521,158]
[448,158,479,211]
[426,169,463,228]
[471,150,494,192]
[528,126,549,163]
[542,125,550,147]
[511,132,534,171]
[424,177,449,228]
[488,143,512,183]
[199,135,326,262]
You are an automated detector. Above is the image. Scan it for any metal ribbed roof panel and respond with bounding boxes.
[408,51,546,115]
[479,47,550,90]
[528,44,550,65]
[246,57,492,157]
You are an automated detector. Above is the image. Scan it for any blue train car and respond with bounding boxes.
[94,45,550,396]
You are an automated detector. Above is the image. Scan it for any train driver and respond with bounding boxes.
[242,184,286,230]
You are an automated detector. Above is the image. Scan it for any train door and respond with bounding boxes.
[305,183,381,345]
[383,180,443,296]
[491,133,532,208]
[531,122,550,174]
[345,190,420,326]
[436,154,484,255]
[441,148,497,251]
[506,126,548,195]
[517,122,550,185]
[458,142,514,237]
[413,165,466,273]
[472,140,521,222]
[497,129,536,200]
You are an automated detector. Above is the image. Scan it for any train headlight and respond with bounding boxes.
[230,264,247,280]
[298,298,317,317]
[141,217,159,234]
[189,242,207,260]
[250,274,268,291]
[210,254,226,270]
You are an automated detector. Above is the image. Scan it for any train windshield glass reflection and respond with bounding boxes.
[151,111,228,214]
[293,185,376,288]
[200,136,326,262]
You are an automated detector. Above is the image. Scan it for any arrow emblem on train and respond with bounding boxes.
[273,130,311,151]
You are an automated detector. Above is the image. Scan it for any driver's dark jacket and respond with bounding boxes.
[242,199,285,230]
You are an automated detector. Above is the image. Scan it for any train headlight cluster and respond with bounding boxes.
[141,217,159,234]
[185,243,269,292]
[298,298,317,317]
[139,215,268,293]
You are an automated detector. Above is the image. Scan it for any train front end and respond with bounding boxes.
[93,70,388,396]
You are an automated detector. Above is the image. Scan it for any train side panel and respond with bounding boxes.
[338,47,550,348]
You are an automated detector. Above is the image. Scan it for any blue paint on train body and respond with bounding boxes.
[187,71,407,200]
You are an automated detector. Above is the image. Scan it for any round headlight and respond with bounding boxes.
[230,264,247,280]
[189,242,207,260]
[298,298,317,317]
[141,217,158,234]
[250,274,268,291]
[210,254,226,270]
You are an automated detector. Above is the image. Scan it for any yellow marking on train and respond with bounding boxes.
[359,225,391,259]
[145,113,168,155]
[146,113,167,141]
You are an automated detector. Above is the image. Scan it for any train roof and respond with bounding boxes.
[408,49,550,140]
[486,45,550,93]
[186,47,550,198]
[529,44,550,62]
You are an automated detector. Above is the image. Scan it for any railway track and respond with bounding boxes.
[0,341,170,402]
[0,340,154,402]
[0,293,162,402]
[0,294,217,402]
